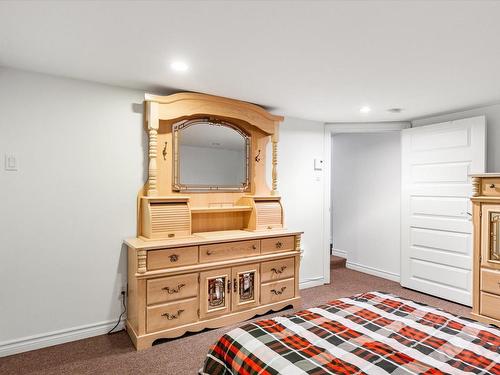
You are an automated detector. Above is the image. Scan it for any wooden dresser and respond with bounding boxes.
[124,93,303,350]
[471,174,500,327]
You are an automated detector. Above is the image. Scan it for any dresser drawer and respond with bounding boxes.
[261,278,295,305]
[147,246,198,270]
[261,257,295,283]
[480,292,500,321]
[147,273,198,305]
[261,236,295,254]
[200,240,260,262]
[481,268,500,296]
[481,178,500,196]
[147,297,198,333]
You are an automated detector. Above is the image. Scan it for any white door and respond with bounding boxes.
[401,117,486,306]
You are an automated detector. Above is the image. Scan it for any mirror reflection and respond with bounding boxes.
[174,119,249,191]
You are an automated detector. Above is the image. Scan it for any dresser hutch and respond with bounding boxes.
[125,93,303,350]
[471,174,500,327]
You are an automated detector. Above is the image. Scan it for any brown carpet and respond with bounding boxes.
[330,255,347,269]
[0,267,472,375]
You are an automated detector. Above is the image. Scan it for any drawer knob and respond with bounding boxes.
[162,283,186,294]
[267,226,272,230]
[161,309,184,320]
[206,250,214,256]
[252,244,257,250]
[169,254,179,262]
[490,184,496,189]
[271,266,287,274]
[270,286,286,295]
[275,241,283,249]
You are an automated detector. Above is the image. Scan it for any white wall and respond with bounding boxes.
[0,67,145,355]
[0,68,327,355]
[278,118,327,289]
[331,132,401,281]
[412,104,500,172]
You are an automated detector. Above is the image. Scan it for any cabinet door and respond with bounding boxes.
[481,205,500,270]
[200,268,231,319]
[231,263,260,312]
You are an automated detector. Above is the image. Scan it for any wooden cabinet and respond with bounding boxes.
[126,232,302,350]
[125,92,303,350]
[471,174,500,327]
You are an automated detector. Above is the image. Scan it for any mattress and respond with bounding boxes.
[200,291,500,374]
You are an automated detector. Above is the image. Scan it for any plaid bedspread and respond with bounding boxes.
[200,292,500,374]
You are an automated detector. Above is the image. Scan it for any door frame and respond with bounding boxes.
[323,121,410,284]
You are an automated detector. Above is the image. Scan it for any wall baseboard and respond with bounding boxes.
[346,261,400,282]
[299,276,324,289]
[0,319,125,358]
[331,248,347,258]
[2,275,327,357]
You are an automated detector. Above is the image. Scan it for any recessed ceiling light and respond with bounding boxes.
[360,106,371,113]
[170,61,189,72]
[387,108,403,113]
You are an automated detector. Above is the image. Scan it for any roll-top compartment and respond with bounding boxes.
[254,198,283,230]
[141,197,191,240]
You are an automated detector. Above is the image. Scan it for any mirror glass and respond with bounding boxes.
[174,119,249,191]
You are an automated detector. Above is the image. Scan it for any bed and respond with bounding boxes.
[200,292,500,374]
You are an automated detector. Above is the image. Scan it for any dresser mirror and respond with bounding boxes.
[172,118,250,191]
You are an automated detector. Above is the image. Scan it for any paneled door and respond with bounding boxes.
[401,117,485,305]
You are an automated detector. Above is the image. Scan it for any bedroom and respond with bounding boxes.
[0,1,499,374]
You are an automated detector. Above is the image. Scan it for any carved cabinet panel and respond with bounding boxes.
[481,204,500,270]
[200,268,232,319]
[231,263,260,312]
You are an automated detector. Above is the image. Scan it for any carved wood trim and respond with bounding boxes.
[295,235,301,251]
[146,102,159,196]
[472,177,480,197]
[271,133,278,195]
[137,250,147,274]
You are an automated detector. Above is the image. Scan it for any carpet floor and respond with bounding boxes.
[0,267,472,375]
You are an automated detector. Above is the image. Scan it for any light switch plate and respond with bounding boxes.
[314,158,323,171]
[5,153,18,171]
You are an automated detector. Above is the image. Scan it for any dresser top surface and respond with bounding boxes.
[125,229,303,250]
[470,173,500,178]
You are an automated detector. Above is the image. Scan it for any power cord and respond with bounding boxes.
[108,291,126,334]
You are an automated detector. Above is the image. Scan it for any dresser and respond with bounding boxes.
[471,174,500,327]
[124,93,303,350]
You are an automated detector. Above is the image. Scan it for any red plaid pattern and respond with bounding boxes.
[200,292,500,374]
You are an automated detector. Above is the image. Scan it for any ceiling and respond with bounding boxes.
[1,1,500,123]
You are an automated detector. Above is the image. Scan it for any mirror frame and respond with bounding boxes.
[172,118,251,192]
